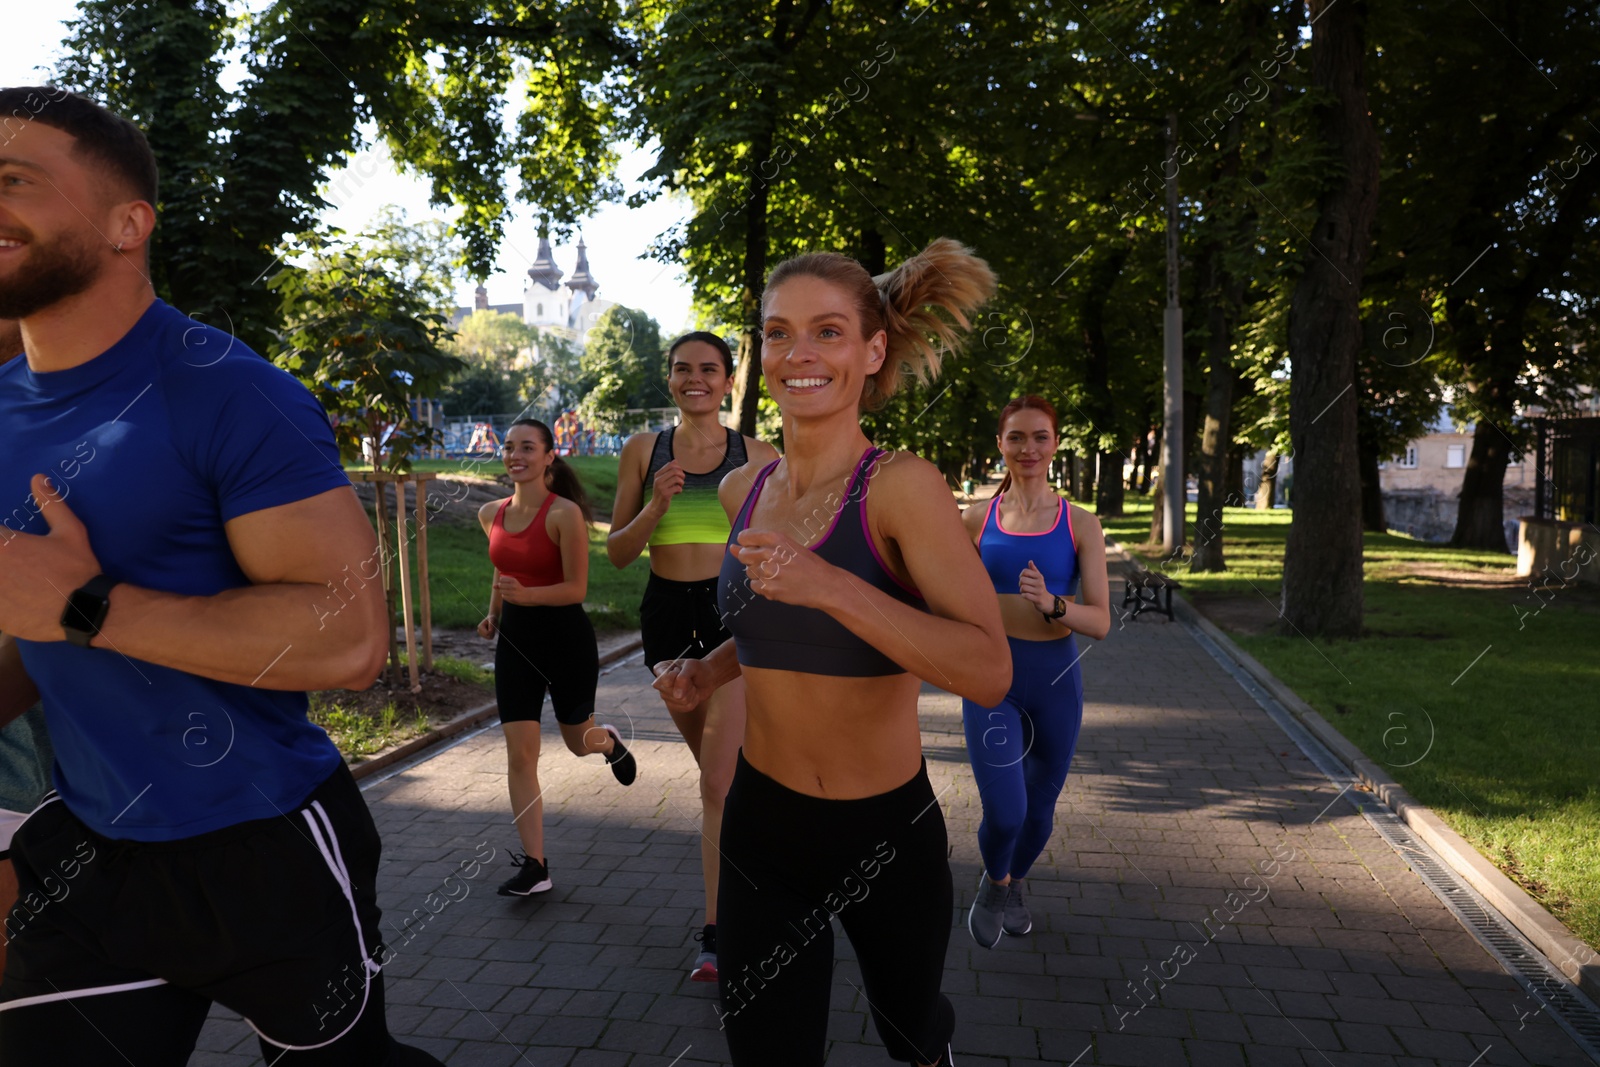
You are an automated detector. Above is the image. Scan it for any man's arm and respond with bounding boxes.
[93,485,390,691]
[0,634,40,728]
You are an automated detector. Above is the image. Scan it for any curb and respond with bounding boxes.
[348,634,645,783]
[1106,544,1600,1002]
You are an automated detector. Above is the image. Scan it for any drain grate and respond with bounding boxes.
[1186,623,1600,1063]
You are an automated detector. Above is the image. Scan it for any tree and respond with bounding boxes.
[268,234,465,472]
[1279,0,1381,637]
[1365,0,1600,551]
[442,310,546,416]
[578,305,665,427]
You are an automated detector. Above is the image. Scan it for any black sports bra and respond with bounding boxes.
[717,448,925,677]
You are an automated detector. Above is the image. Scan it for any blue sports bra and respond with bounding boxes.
[717,448,924,676]
[978,492,1080,597]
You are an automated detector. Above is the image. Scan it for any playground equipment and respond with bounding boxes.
[464,422,502,455]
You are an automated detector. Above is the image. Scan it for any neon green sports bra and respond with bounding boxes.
[644,426,749,547]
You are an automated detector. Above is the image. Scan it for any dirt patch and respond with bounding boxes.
[1397,562,1523,588]
[348,473,615,527]
[1188,591,1284,636]
[349,473,509,529]
[316,667,492,724]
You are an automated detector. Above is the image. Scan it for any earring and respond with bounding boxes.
[115,242,124,251]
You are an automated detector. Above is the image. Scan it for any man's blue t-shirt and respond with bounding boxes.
[0,300,353,842]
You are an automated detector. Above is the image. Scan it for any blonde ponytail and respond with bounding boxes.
[869,238,997,407]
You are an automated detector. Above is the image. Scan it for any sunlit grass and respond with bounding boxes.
[308,700,430,760]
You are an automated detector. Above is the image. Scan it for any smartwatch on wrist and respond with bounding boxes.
[1044,594,1068,621]
[61,574,119,648]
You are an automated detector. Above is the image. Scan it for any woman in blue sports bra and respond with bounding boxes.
[652,239,1010,1067]
[959,396,1110,949]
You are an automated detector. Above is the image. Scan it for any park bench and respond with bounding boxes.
[1122,560,1181,621]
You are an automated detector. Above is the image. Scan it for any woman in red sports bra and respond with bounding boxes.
[476,418,637,899]
[652,240,1011,1067]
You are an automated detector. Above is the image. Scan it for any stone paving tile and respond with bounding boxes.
[184,613,1594,1066]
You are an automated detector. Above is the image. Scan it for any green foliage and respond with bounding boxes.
[269,232,466,472]
[363,207,465,316]
[443,310,542,416]
[578,305,665,427]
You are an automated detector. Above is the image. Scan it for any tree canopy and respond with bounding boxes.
[57,0,1600,636]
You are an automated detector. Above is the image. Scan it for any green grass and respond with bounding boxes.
[1100,497,1600,951]
[352,457,646,632]
[308,699,430,760]
[425,655,496,687]
[384,519,648,633]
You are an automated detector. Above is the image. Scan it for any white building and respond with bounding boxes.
[454,235,617,356]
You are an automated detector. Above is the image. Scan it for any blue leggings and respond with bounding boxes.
[961,635,1084,880]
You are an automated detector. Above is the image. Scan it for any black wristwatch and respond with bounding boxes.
[60,574,119,648]
[1043,594,1068,621]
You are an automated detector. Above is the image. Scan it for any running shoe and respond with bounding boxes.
[496,852,552,896]
[1002,878,1032,936]
[601,724,637,786]
[690,923,718,982]
[967,872,1007,949]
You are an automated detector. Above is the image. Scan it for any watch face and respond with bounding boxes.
[63,589,108,635]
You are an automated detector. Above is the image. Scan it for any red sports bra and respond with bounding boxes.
[489,495,565,587]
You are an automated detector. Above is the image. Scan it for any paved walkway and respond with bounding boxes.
[192,610,1591,1065]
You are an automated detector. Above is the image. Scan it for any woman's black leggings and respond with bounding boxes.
[717,752,955,1065]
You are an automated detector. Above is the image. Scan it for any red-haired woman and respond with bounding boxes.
[653,240,1009,1066]
[960,397,1110,948]
[477,418,636,898]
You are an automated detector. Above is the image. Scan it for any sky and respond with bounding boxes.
[5,2,698,333]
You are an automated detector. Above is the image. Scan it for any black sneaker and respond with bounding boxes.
[497,852,552,896]
[601,724,637,786]
[690,923,718,982]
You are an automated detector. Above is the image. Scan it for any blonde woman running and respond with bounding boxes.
[654,239,1008,1066]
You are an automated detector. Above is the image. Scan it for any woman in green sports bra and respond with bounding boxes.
[606,331,779,982]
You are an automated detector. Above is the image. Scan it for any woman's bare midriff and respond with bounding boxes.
[997,592,1074,641]
[740,667,925,799]
[647,541,729,583]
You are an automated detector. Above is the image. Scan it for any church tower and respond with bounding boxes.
[524,235,567,328]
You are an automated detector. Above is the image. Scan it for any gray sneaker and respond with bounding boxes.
[967,874,1007,949]
[1002,879,1032,936]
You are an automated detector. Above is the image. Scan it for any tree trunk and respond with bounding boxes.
[1081,241,1130,510]
[1359,438,1386,532]
[1148,475,1164,545]
[1192,249,1242,572]
[1097,449,1126,516]
[1280,0,1379,638]
[1256,451,1279,509]
[1227,449,1246,503]
[1133,429,1152,493]
[1452,418,1514,550]
[730,130,774,437]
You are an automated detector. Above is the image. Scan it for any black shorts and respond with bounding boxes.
[495,601,599,726]
[0,764,443,1066]
[640,572,730,676]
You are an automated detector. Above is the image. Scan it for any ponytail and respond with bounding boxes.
[763,237,997,410]
[510,418,594,524]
